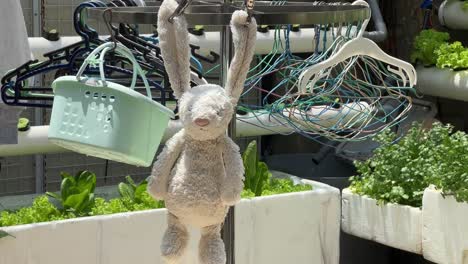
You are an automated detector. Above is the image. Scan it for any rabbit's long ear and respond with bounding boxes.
[225,11,257,105]
[157,0,191,99]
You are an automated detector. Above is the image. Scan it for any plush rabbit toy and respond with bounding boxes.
[147,0,257,263]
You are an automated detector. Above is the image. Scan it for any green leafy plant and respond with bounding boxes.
[0,142,315,228]
[0,196,67,227]
[243,140,272,196]
[91,198,133,215]
[412,29,468,71]
[242,140,312,198]
[91,175,165,216]
[262,177,313,196]
[119,176,147,203]
[350,122,468,207]
[92,175,166,214]
[118,176,165,209]
[411,29,450,66]
[46,171,96,216]
[0,172,167,227]
[435,41,468,70]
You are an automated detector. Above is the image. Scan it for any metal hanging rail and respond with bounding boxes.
[86,1,371,26]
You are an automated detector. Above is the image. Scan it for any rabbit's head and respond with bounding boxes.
[179,84,233,140]
[158,0,256,141]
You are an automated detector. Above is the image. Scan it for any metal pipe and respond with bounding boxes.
[29,36,83,61]
[362,0,387,43]
[416,66,468,102]
[33,80,45,194]
[0,119,274,157]
[0,102,375,157]
[32,0,45,194]
[28,26,359,60]
[438,0,468,30]
[219,0,236,261]
[32,0,42,38]
[86,4,371,26]
[0,126,66,157]
[0,119,267,157]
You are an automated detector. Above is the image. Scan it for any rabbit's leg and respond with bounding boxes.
[161,213,189,264]
[199,224,226,264]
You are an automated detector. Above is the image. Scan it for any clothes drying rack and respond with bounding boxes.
[86,2,371,263]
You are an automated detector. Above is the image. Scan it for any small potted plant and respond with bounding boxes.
[342,124,426,254]
[343,122,468,263]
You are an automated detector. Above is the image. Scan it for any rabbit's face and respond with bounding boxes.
[179,84,234,141]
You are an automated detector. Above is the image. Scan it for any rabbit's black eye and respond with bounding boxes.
[216,109,223,116]
[188,106,193,112]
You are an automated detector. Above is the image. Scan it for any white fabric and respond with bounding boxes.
[0,0,31,77]
[0,0,31,144]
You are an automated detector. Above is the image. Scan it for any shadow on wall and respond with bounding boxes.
[341,233,434,264]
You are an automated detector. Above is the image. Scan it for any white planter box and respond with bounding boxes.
[422,187,468,264]
[236,178,340,264]
[341,188,422,254]
[417,66,468,102]
[0,178,340,264]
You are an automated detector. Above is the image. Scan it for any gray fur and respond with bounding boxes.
[148,1,257,263]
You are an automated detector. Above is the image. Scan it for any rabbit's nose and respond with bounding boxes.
[194,118,210,127]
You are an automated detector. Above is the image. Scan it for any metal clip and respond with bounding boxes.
[103,8,118,53]
[245,0,255,23]
[168,0,193,23]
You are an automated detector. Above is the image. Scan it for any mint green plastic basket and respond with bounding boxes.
[48,42,174,167]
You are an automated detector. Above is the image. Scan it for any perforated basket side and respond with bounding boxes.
[49,76,173,167]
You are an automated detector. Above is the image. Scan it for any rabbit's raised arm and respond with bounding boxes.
[147,130,185,200]
[157,0,191,99]
[225,11,257,105]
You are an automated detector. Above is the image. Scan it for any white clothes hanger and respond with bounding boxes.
[297,0,417,94]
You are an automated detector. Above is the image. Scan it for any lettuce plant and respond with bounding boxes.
[243,140,272,196]
[350,122,468,207]
[118,176,164,209]
[92,175,165,216]
[0,142,314,228]
[435,41,468,70]
[242,140,312,198]
[411,29,468,71]
[46,171,96,216]
[0,196,66,227]
[411,29,450,66]
[91,198,133,215]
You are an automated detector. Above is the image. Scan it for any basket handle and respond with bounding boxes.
[76,42,152,98]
